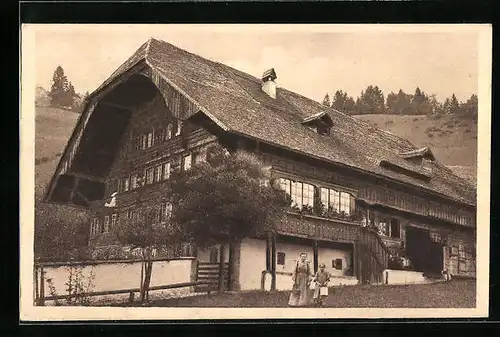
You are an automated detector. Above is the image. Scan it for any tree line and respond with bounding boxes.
[48,65,89,113]
[322,86,478,120]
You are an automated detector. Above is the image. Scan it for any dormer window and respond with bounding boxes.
[399,147,436,174]
[301,111,334,136]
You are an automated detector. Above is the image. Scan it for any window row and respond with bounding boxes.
[90,213,118,236]
[91,202,173,236]
[277,178,355,216]
[111,153,197,194]
[134,120,183,151]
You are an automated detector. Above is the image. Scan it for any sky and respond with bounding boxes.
[32,24,481,103]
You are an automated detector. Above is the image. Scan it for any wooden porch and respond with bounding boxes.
[266,212,389,288]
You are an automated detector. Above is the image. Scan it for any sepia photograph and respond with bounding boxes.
[20,24,491,320]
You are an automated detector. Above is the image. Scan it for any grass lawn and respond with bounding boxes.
[138,279,475,308]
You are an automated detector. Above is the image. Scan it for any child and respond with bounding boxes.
[312,263,331,307]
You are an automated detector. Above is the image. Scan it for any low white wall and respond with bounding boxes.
[383,269,435,285]
[239,238,356,291]
[38,258,195,305]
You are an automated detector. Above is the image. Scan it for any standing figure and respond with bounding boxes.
[312,263,331,307]
[288,252,313,307]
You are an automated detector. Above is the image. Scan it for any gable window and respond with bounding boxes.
[103,216,110,233]
[147,131,154,148]
[183,154,192,171]
[91,218,100,236]
[165,123,173,140]
[163,162,171,180]
[278,178,314,209]
[175,120,182,136]
[160,202,173,221]
[277,252,286,266]
[130,174,138,189]
[145,168,154,184]
[111,213,117,229]
[123,177,130,192]
[154,165,162,182]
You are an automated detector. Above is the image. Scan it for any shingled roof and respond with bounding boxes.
[88,38,476,206]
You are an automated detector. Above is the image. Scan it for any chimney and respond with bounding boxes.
[261,68,277,99]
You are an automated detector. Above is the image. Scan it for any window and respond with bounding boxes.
[165,123,173,140]
[450,245,458,256]
[123,177,130,192]
[183,154,192,171]
[154,165,162,182]
[339,192,351,215]
[279,178,314,209]
[163,162,171,180]
[91,218,100,235]
[378,221,389,236]
[103,216,110,233]
[390,218,400,238]
[126,209,132,220]
[160,202,173,221]
[147,131,154,148]
[277,252,286,265]
[146,168,154,184]
[141,134,147,150]
[111,213,117,229]
[131,174,138,189]
[332,258,343,270]
[320,188,340,212]
[458,244,466,259]
[175,120,182,136]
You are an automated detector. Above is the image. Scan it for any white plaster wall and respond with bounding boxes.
[39,258,194,305]
[239,238,267,290]
[383,269,434,285]
[317,246,352,277]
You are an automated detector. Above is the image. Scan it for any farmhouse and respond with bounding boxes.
[44,38,476,291]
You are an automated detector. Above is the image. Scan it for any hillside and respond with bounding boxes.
[356,114,477,184]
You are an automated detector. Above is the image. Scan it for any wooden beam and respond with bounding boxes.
[265,233,271,271]
[99,100,135,111]
[218,243,225,292]
[271,232,277,291]
[67,172,105,184]
[313,240,318,274]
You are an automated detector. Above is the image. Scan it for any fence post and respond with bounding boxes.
[34,262,39,305]
[38,265,45,306]
[218,243,225,292]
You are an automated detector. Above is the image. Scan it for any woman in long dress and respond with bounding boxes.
[288,252,313,307]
